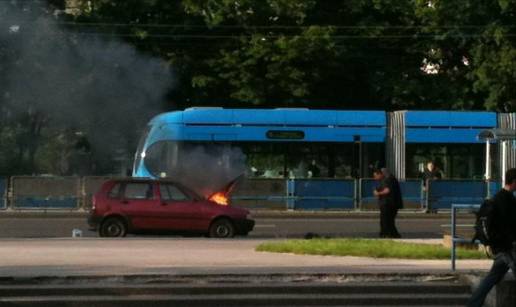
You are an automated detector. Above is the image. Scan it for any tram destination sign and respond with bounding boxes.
[266,130,305,140]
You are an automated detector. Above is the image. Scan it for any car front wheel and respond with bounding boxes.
[99,217,127,237]
[209,218,235,238]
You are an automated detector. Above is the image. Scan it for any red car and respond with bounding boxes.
[88,178,254,238]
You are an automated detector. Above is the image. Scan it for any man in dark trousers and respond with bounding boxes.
[467,168,516,307]
[373,168,403,238]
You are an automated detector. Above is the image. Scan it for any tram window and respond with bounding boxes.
[406,144,487,179]
[240,143,285,178]
[333,144,354,178]
[361,143,385,178]
[286,143,329,178]
[144,141,178,178]
[240,142,364,179]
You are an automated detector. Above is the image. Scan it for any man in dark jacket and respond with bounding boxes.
[467,168,516,307]
[421,161,442,191]
[373,168,403,238]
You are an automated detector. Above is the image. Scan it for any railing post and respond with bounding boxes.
[286,179,295,211]
[449,204,481,271]
[425,180,431,212]
[451,204,457,271]
[78,176,84,211]
[486,180,490,199]
[419,180,425,211]
[356,178,361,210]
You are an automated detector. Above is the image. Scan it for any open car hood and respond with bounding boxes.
[207,174,244,205]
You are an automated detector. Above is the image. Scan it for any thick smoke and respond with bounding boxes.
[148,142,246,197]
[0,3,172,168]
[0,3,248,191]
[154,145,247,198]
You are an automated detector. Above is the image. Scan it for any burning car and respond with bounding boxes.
[88,178,254,238]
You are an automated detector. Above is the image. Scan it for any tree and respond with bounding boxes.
[416,0,516,112]
[469,0,516,111]
[3,0,516,176]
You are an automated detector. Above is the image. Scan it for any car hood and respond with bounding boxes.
[208,174,244,198]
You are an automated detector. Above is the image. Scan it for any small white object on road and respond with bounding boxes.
[72,229,82,238]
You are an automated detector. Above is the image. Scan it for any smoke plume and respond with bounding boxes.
[0,2,248,191]
[0,2,173,170]
[176,145,246,198]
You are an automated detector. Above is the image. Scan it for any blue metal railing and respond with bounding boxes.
[450,203,481,271]
[11,196,80,210]
[428,180,486,210]
[0,176,502,211]
[292,179,356,210]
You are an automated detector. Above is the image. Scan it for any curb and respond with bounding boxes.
[0,210,471,219]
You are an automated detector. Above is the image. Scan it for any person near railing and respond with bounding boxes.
[467,168,516,307]
[373,168,403,238]
[421,161,442,191]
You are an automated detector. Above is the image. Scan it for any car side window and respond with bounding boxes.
[124,183,155,200]
[160,184,188,202]
[108,183,122,199]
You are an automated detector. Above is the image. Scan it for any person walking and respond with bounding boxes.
[467,168,516,307]
[373,168,403,238]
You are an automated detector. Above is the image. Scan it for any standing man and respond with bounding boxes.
[373,168,403,238]
[421,161,442,190]
[467,168,516,307]
[307,159,321,178]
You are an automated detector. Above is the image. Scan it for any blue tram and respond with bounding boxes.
[132,107,511,182]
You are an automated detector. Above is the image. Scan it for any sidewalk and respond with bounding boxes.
[0,238,490,278]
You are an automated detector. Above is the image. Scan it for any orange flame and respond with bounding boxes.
[209,192,229,206]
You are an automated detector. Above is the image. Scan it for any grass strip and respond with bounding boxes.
[256,239,487,260]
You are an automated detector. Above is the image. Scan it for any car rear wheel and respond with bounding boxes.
[209,218,235,238]
[99,217,127,237]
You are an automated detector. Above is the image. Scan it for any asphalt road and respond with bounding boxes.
[0,216,474,239]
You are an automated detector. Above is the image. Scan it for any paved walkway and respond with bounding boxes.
[0,238,491,277]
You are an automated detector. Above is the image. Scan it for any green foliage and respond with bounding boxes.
[65,0,516,111]
[181,0,337,106]
[256,238,487,260]
[183,0,315,26]
[2,0,516,175]
[416,0,516,111]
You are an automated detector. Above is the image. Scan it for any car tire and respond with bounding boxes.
[99,217,127,238]
[209,218,235,238]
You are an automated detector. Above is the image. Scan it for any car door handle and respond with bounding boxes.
[161,202,167,206]
[122,200,129,204]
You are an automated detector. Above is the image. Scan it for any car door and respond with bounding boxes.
[158,183,208,231]
[119,182,170,230]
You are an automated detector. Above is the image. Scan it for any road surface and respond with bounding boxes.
[0,214,473,239]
